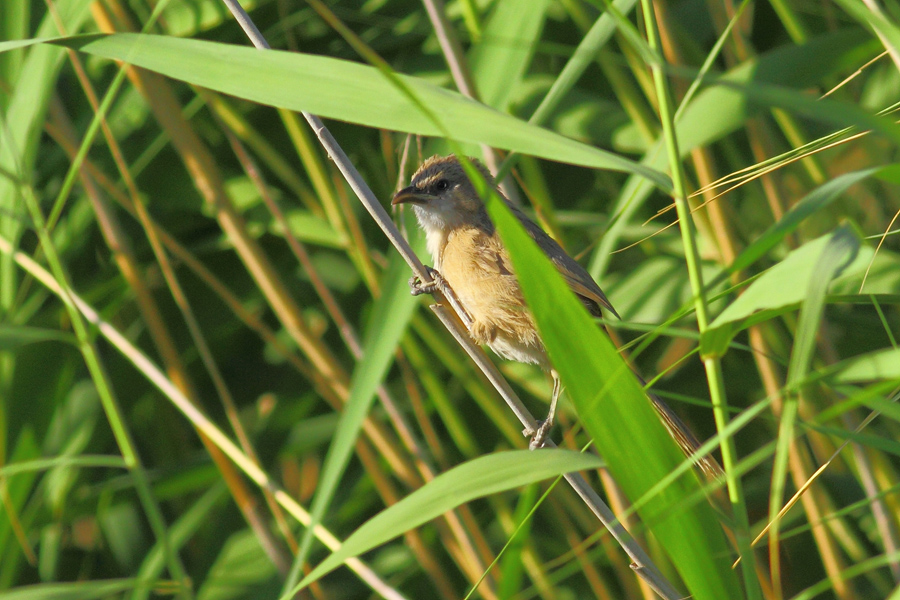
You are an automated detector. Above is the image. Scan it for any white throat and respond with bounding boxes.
[412,202,462,269]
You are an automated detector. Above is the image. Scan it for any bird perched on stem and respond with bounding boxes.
[393,155,721,476]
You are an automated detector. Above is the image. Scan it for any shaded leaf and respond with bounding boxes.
[0,326,76,350]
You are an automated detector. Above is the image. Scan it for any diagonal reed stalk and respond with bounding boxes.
[218,0,685,598]
[639,0,761,598]
[0,232,407,600]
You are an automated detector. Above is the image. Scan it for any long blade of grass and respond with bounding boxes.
[825,347,900,383]
[789,228,861,387]
[0,34,669,190]
[716,167,882,281]
[0,325,76,349]
[768,225,861,593]
[469,0,550,111]
[480,192,740,600]
[0,456,126,478]
[295,450,605,591]
[289,251,419,587]
[0,579,140,599]
[705,232,872,355]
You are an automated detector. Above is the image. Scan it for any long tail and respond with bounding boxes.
[638,375,725,480]
[598,315,724,479]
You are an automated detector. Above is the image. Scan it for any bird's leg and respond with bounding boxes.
[529,371,562,450]
[409,265,445,296]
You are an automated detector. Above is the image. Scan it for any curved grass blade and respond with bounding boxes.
[469,0,550,111]
[768,225,861,585]
[705,230,871,356]
[481,190,740,600]
[717,167,881,281]
[295,450,604,592]
[0,325,76,350]
[0,34,669,190]
[0,579,139,599]
[825,347,900,383]
[291,251,419,581]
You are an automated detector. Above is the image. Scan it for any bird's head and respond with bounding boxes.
[392,155,494,234]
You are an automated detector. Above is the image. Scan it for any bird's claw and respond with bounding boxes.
[527,420,553,450]
[409,266,445,296]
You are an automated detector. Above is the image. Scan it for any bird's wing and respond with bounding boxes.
[512,205,620,319]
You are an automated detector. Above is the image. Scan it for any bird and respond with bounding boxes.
[392,155,721,476]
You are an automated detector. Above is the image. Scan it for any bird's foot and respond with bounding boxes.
[409,266,445,296]
[527,419,553,450]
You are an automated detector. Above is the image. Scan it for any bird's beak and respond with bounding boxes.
[392,186,431,206]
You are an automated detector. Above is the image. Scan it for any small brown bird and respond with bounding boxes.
[393,155,719,474]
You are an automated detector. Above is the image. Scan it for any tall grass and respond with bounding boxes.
[1,0,899,599]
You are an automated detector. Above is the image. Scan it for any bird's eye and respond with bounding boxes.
[435,179,449,192]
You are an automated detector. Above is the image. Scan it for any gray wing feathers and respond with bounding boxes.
[510,204,620,319]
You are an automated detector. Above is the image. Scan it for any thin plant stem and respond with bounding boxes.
[639,0,761,597]
[219,0,685,597]
[0,232,409,600]
[417,0,508,187]
[17,188,192,598]
[223,125,497,596]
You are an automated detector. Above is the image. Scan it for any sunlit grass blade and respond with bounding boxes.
[705,231,873,355]
[468,0,550,111]
[768,225,862,592]
[716,167,882,281]
[787,226,861,388]
[295,450,605,591]
[0,34,669,190]
[0,326,76,350]
[0,580,142,599]
[481,191,740,600]
[825,347,900,383]
[290,251,419,585]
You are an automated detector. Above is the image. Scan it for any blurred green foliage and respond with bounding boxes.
[2,0,900,598]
